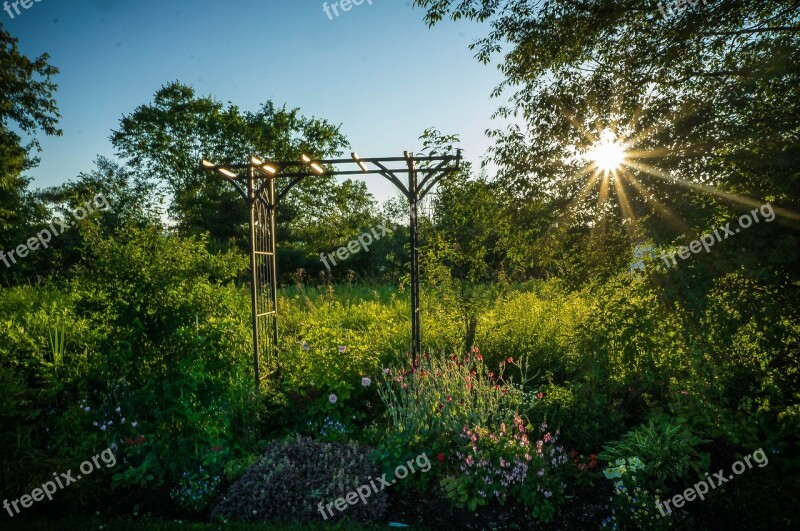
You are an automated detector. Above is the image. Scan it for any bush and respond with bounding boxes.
[442,417,570,522]
[211,436,388,524]
[376,350,532,471]
[599,416,709,488]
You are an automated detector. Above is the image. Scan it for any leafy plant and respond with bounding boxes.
[442,417,569,522]
[211,436,387,524]
[599,416,709,487]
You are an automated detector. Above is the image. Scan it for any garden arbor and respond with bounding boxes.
[201,150,462,392]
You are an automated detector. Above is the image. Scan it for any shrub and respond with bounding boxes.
[442,417,570,522]
[601,456,672,530]
[599,416,709,488]
[211,436,388,524]
[376,350,533,470]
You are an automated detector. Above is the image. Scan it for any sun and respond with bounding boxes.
[586,129,627,173]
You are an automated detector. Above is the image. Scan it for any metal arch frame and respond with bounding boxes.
[201,150,462,392]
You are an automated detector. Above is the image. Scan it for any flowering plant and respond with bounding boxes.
[600,457,672,530]
[376,350,529,470]
[441,417,569,521]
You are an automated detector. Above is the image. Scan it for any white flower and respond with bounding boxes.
[361,377,372,387]
[121,418,126,424]
[116,406,121,413]
[131,421,137,427]
[84,406,91,412]
[93,421,98,427]
[100,425,107,431]
[328,394,337,404]
[383,368,390,375]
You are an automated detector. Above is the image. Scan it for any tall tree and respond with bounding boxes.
[414,0,800,280]
[110,82,368,262]
[0,24,62,284]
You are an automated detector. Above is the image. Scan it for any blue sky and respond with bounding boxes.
[4,0,504,203]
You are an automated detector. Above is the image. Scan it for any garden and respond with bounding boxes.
[2,1,799,530]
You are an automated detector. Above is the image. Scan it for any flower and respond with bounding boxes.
[131,421,137,428]
[437,453,445,462]
[100,425,107,431]
[507,357,513,363]
[92,421,98,427]
[301,341,309,351]
[383,368,390,375]
[328,394,337,404]
[537,392,544,399]
[472,346,479,354]
[361,377,372,387]
[83,406,91,412]
[115,406,121,413]
[447,396,452,402]
[338,345,347,353]
[488,372,494,378]
[121,417,126,424]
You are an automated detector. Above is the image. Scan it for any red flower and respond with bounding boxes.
[446,396,452,402]
[537,392,543,399]
[507,357,513,363]
[437,453,445,462]
[503,389,509,395]
[476,354,483,361]
[472,346,479,354]
[488,372,494,378]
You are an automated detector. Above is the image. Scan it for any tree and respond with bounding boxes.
[414,0,800,281]
[0,24,62,284]
[110,82,374,267]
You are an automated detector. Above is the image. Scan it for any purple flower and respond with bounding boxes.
[338,345,347,353]
[361,377,372,387]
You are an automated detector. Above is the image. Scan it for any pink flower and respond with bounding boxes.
[507,357,513,363]
[537,392,544,399]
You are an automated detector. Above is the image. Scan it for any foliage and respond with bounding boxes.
[599,417,709,488]
[376,350,533,474]
[170,465,223,513]
[442,417,569,522]
[600,457,671,531]
[211,436,388,524]
[0,24,62,285]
